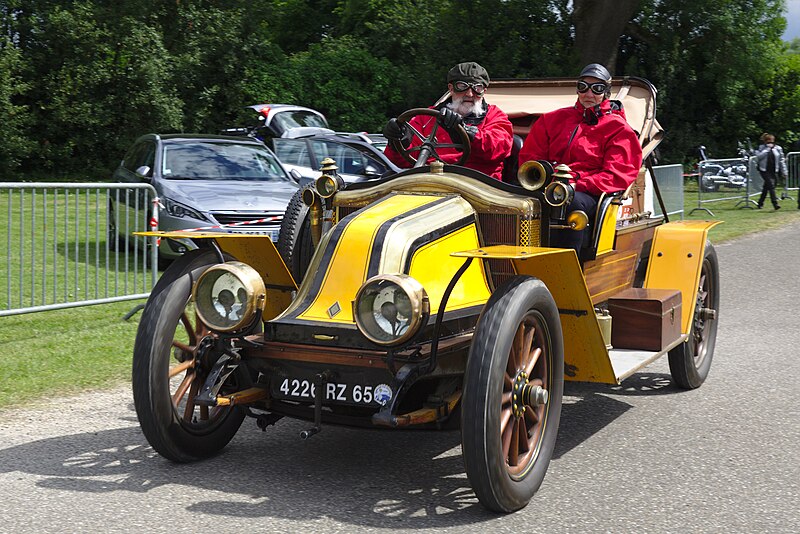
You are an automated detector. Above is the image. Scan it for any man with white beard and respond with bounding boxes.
[383,62,513,180]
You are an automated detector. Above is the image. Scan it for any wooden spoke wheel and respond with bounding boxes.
[668,241,719,389]
[132,249,246,462]
[462,276,564,513]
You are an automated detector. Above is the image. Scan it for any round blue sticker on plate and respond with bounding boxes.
[374,384,393,406]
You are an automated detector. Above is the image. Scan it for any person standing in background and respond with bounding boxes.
[755,133,788,211]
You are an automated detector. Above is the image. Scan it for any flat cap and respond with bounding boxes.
[447,62,490,86]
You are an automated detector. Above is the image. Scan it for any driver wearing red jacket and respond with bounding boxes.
[383,62,513,180]
[519,63,642,253]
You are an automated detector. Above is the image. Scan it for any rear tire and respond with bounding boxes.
[132,249,246,462]
[668,241,719,389]
[461,276,564,512]
[277,185,315,283]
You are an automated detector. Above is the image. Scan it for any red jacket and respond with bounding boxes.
[518,99,642,196]
[384,101,513,180]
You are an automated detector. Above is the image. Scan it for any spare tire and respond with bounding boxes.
[277,185,315,283]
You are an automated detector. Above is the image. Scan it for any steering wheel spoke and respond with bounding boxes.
[394,108,471,167]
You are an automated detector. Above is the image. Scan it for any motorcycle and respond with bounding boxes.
[696,144,752,193]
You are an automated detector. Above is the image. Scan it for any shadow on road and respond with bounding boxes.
[0,371,677,527]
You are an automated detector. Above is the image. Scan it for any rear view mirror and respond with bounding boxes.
[135,165,152,178]
[290,169,303,183]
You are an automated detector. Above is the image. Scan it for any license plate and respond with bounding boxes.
[230,228,278,240]
[272,376,393,406]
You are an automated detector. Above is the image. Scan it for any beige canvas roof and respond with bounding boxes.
[483,77,663,159]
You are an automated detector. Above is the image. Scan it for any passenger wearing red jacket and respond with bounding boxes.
[519,63,643,253]
[383,62,513,180]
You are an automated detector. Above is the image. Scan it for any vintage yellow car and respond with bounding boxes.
[132,77,719,513]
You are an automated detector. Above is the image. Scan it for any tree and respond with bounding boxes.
[619,0,788,163]
[573,0,641,71]
[285,36,402,131]
[0,37,33,178]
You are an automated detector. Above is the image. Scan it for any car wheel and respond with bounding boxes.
[277,185,315,283]
[107,198,126,252]
[132,249,247,462]
[668,241,719,389]
[461,276,564,512]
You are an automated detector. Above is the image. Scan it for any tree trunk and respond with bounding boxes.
[572,0,642,73]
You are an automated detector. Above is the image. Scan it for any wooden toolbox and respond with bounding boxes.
[607,288,682,351]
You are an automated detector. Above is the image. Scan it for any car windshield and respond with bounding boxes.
[272,111,327,131]
[161,142,290,181]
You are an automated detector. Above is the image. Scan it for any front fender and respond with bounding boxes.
[453,245,617,384]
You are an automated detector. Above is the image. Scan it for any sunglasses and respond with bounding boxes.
[452,81,486,95]
[577,80,609,95]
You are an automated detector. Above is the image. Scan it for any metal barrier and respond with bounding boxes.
[651,164,684,219]
[689,156,758,215]
[781,152,799,201]
[1,183,159,317]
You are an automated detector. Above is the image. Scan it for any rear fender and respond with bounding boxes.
[643,220,722,334]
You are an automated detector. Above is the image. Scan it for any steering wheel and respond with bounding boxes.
[391,108,471,167]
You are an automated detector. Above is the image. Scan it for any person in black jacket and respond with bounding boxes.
[755,133,788,210]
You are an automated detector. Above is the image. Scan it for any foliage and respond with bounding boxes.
[285,36,402,131]
[0,0,798,176]
[0,36,33,179]
[620,0,790,163]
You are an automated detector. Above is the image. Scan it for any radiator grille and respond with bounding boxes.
[210,211,283,240]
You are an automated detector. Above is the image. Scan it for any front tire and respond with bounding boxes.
[668,241,719,389]
[461,276,564,512]
[132,249,246,462]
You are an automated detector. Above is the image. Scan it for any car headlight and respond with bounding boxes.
[162,197,207,221]
[315,173,345,198]
[354,274,429,346]
[193,262,266,333]
[544,181,574,207]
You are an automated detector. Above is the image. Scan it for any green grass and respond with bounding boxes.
[0,300,144,408]
[1,184,798,410]
[1,186,156,410]
[681,184,800,242]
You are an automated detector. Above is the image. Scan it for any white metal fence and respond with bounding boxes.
[781,152,799,201]
[1,183,159,317]
[689,152,800,215]
[0,168,690,318]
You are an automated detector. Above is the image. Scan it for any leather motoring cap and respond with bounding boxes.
[579,63,612,82]
[447,62,490,86]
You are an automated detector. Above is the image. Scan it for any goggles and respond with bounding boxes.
[452,80,486,95]
[576,80,609,95]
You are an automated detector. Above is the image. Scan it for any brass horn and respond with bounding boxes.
[517,159,554,191]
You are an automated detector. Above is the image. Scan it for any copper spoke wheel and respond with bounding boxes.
[167,305,228,427]
[462,276,564,513]
[132,250,246,462]
[501,314,548,476]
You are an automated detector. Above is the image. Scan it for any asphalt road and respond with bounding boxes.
[2,221,799,533]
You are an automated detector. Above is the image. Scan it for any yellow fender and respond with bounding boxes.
[453,246,617,384]
[643,220,721,334]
